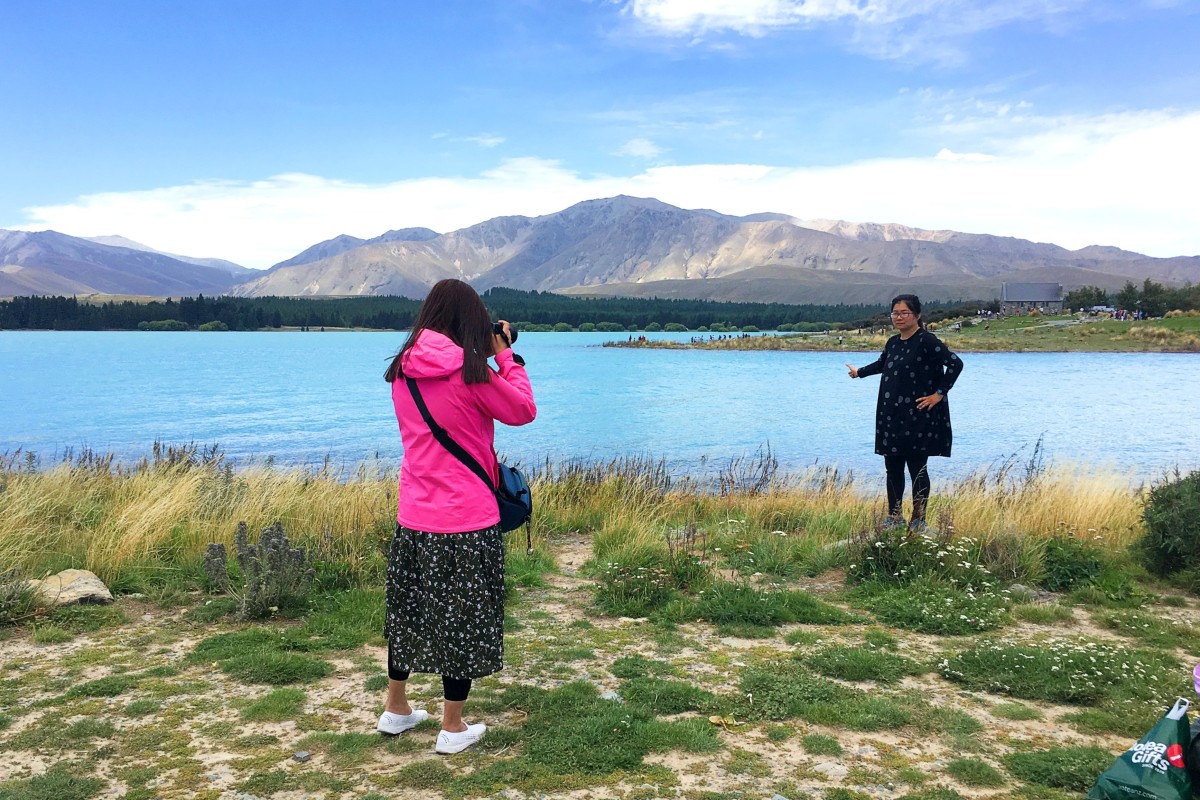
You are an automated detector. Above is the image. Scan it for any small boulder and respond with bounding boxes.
[28,569,113,606]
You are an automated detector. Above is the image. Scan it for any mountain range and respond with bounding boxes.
[3,196,1198,304]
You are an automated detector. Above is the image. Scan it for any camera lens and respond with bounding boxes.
[493,322,517,344]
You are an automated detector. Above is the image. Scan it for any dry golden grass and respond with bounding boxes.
[0,454,1145,582]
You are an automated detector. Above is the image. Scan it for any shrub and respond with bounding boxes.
[1002,746,1113,792]
[204,521,315,620]
[1039,537,1102,592]
[1141,470,1200,578]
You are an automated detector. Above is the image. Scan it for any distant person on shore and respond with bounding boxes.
[846,294,963,531]
[379,279,536,754]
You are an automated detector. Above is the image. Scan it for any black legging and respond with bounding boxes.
[884,454,930,518]
[388,641,471,702]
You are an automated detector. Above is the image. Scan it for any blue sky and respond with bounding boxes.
[4,0,1199,267]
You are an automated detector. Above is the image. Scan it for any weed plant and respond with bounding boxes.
[0,570,39,627]
[204,521,315,620]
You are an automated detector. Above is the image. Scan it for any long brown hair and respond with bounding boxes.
[384,279,492,384]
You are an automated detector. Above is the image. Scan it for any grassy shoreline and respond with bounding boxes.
[607,315,1200,353]
[3,453,1198,800]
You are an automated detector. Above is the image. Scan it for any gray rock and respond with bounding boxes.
[27,569,113,606]
[599,690,624,702]
[293,750,311,763]
[773,794,792,800]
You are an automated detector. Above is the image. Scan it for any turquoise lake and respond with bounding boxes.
[1,331,1197,484]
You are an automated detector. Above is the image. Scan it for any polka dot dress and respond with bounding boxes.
[384,524,506,680]
[858,329,963,458]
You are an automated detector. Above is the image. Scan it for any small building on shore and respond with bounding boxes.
[1000,282,1064,315]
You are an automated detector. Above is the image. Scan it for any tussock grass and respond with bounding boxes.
[0,447,1143,589]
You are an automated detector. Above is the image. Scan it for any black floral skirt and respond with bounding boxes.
[384,524,506,680]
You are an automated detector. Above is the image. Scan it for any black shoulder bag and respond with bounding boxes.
[404,376,533,551]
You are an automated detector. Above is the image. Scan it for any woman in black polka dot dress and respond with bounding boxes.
[847,294,963,531]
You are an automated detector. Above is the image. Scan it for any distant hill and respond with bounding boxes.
[268,227,440,270]
[0,230,247,297]
[7,196,1198,302]
[85,235,253,278]
[229,196,1200,302]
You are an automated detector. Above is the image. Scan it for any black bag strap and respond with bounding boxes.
[405,375,497,494]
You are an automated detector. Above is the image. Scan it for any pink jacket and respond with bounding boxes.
[392,329,536,533]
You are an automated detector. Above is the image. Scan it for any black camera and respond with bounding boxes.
[493,322,517,344]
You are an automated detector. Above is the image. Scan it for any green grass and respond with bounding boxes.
[220,651,332,685]
[619,677,722,715]
[186,627,333,685]
[0,764,104,800]
[1002,746,1113,792]
[241,687,308,721]
[1012,604,1074,625]
[64,674,139,699]
[801,733,843,756]
[853,580,1009,635]
[1095,609,1200,650]
[946,758,1006,787]
[939,637,1183,710]
[30,625,73,644]
[689,581,860,628]
[990,702,1042,721]
[804,645,925,684]
[43,605,127,633]
[295,731,385,767]
[611,655,680,679]
[739,661,911,730]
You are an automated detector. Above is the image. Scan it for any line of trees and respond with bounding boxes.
[0,290,900,331]
[1066,280,1200,316]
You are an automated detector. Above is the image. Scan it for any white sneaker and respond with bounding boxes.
[377,708,429,735]
[435,722,487,754]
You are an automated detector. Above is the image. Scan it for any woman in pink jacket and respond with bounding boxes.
[377,279,536,754]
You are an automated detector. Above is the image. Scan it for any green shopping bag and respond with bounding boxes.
[1088,698,1192,800]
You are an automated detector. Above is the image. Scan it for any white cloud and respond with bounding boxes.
[14,110,1200,266]
[615,137,665,158]
[623,0,1133,62]
[456,134,506,148]
[933,148,995,161]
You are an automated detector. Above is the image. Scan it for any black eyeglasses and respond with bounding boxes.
[890,311,914,317]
